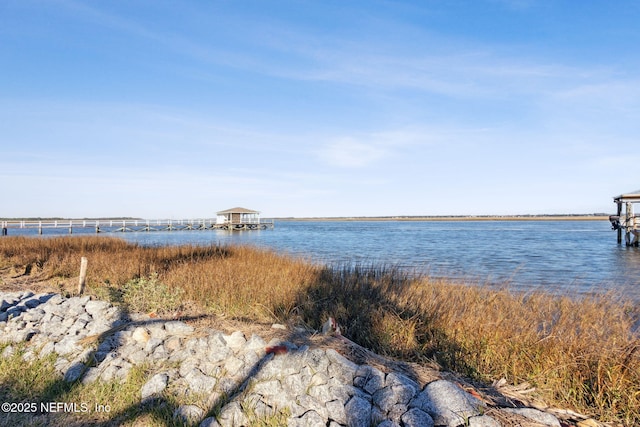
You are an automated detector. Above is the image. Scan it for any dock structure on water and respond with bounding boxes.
[1,207,274,235]
[610,189,640,246]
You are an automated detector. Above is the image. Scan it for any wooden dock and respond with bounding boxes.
[611,189,640,246]
[0,218,275,235]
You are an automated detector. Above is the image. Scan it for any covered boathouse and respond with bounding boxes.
[610,189,640,246]
[216,207,274,230]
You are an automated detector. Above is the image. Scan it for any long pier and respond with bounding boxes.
[0,219,275,235]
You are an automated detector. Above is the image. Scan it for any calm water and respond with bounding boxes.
[8,220,640,300]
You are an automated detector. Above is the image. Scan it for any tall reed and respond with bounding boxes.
[0,236,638,424]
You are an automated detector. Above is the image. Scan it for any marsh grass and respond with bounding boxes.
[0,344,175,426]
[1,236,639,425]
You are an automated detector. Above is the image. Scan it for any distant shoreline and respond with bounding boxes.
[274,215,609,222]
[2,215,610,223]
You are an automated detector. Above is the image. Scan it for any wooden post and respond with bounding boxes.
[626,202,633,246]
[78,257,88,295]
[617,201,622,244]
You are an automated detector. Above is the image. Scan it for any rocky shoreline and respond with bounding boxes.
[1,291,584,426]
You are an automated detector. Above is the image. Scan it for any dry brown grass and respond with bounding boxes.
[1,235,638,425]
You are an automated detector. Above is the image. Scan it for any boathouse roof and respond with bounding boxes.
[216,207,260,215]
[614,190,640,202]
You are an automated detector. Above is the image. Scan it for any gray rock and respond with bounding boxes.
[387,404,408,423]
[208,344,232,363]
[54,337,81,355]
[128,349,148,365]
[251,399,278,419]
[223,355,245,376]
[411,380,484,427]
[385,372,418,390]
[114,363,132,382]
[144,337,163,354]
[217,401,249,427]
[65,298,88,316]
[373,387,398,413]
[241,350,262,373]
[68,318,89,336]
[224,331,246,351]
[502,407,561,427]
[252,379,284,397]
[1,290,559,427]
[330,383,366,406]
[100,365,120,382]
[72,347,94,365]
[208,332,227,347]
[168,349,191,363]
[5,306,25,319]
[260,353,300,379]
[199,417,221,427]
[244,334,267,352]
[345,396,372,427]
[401,408,434,427]
[131,326,150,344]
[141,373,169,401]
[326,348,359,383]
[293,393,328,419]
[174,404,205,425]
[288,410,325,427]
[164,335,181,352]
[61,316,76,328]
[306,348,330,373]
[63,362,86,383]
[354,365,373,388]
[84,299,109,317]
[23,308,45,323]
[183,369,217,394]
[151,344,169,360]
[24,297,42,309]
[186,336,210,354]
[164,320,195,335]
[16,328,38,342]
[308,383,333,403]
[468,415,502,427]
[146,323,168,340]
[326,399,347,425]
[54,356,69,373]
[363,367,386,395]
[81,367,101,385]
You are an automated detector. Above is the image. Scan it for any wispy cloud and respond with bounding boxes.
[317,137,387,168]
[315,128,430,168]
[54,0,634,108]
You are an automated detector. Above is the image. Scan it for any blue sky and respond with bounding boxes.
[2,0,639,218]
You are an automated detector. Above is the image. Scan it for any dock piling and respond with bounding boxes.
[617,202,622,244]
